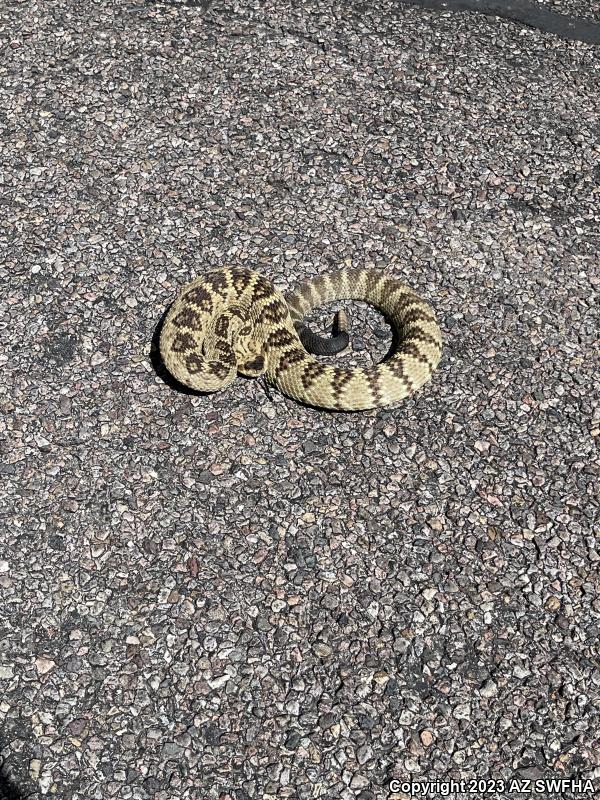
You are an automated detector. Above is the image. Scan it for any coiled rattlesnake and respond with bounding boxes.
[159,267,442,411]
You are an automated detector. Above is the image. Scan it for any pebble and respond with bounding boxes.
[34,657,56,676]
[312,642,333,658]
[420,730,434,747]
[480,680,498,698]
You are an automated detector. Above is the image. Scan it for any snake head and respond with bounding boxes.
[233,319,266,377]
[238,353,266,377]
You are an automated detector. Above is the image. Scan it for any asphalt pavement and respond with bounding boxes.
[1,1,599,798]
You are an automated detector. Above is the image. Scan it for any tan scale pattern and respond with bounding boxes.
[160,267,443,411]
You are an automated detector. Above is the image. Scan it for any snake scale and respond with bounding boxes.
[159,267,442,411]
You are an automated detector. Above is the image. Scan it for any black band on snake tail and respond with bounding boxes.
[294,310,350,356]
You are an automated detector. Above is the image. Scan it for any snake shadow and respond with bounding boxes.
[0,759,33,800]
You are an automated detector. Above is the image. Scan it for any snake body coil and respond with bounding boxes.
[160,267,442,411]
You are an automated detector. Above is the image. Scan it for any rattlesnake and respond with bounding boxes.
[159,267,442,411]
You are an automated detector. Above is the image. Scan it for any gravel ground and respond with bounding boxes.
[1,1,599,798]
